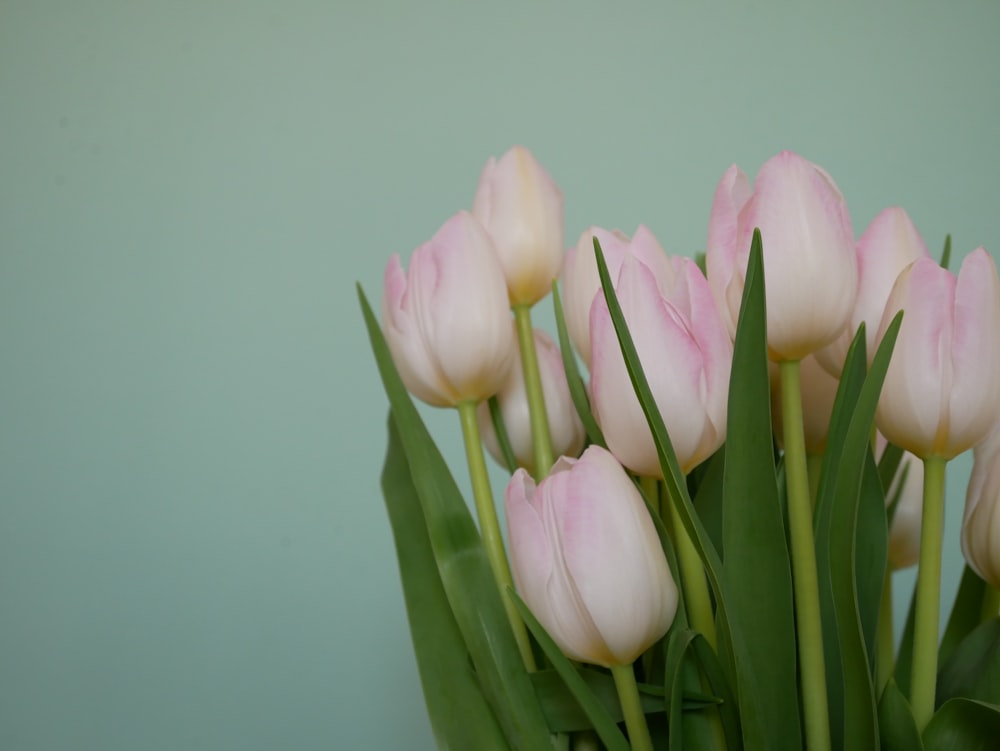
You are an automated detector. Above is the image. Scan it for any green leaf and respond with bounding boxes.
[487,396,518,474]
[692,447,725,559]
[359,286,552,751]
[825,312,902,749]
[922,698,1000,751]
[877,441,904,500]
[551,282,605,447]
[940,234,952,270]
[895,586,918,695]
[381,416,509,750]
[877,679,924,751]
[856,452,889,668]
[719,228,800,750]
[937,618,1000,706]
[509,590,630,751]
[664,629,732,751]
[940,566,989,666]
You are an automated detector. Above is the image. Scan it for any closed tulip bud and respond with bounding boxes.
[770,354,840,454]
[561,225,674,367]
[472,146,564,307]
[816,207,933,376]
[478,327,585,474]
[381,211,516,407]
[876,435,925,570]
[590,251,732,476]
[706,151,858,361]
[505,445,678,666]
[875,249,1000,459]
[962,428,1000,588]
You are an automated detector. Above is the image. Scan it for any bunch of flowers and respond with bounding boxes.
[358,147,1000,750]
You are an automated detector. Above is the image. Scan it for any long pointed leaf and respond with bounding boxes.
[359,286,551,750]
[381,417,508,750]
[551,282,605,446]
[940,565,989,666]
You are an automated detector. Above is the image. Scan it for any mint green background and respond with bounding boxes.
[2,2,998,749]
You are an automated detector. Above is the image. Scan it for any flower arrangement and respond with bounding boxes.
[358,146,1000,750]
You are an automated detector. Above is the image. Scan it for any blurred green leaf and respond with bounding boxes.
[381,416,509,750]
[719,228,800,750]
[922,698,1000,751]
[940,234,952,270]
[940,566,989,666]
[487,396,518,474]
[877,679,924,751]
[895,587,917,695]
[551,282,605,447]
[509,590,630,751]
[937,618,1000,706]
[692,448,725,558]
[360,286,552,751]
[856,452,889,668]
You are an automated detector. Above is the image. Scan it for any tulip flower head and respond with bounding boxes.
[875,249,1000,460]
[706,151,858,361]
[589,251,732,476]
[381,211,516,407]
[561,225,675,368]
[505,446,678,666]
[962,428,1000,588]
[816,207,933,376]
[478,327,585,474]
[472,146,564,307]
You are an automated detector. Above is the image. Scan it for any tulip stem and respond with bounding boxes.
[457,400,536,671]
[779,360,831,751]
[876,569,894,696]
[910,456,946,731]
[665,484,717,650]
[513,305,554,478]
[610,663,654,751]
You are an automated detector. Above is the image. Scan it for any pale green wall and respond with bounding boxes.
[1,2,998,749]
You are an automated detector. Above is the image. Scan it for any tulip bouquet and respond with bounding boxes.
[358,147,1000,750]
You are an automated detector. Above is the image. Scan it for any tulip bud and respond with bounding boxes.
[816,207,933,376]
[875,249,1000,459]
[770,355,840,454]
[962,428,1000,588]
[381,211,516,407]
[561,225,674,367]
[478,327,585,474]
[472,146,564,307]
[876,435,924,570]
[505,446,678,666]
[706,151,858,361]
[590,251,732,476]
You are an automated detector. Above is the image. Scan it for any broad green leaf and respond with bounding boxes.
[551,282,605,447]
[719,228,800,750]
[825,312,902,750]
[692,448,725,559]
[359,286,552,751]
[664,630,728,751]
[509,590,630,751]
[895,586,918,695]
[877,441,904,500]
[922,698,1000,751]
[940,566,989,666]
[877,679,924,751]
[690,634,744,750]
[856,453,889,668]
[937,618,1000,706]
[381,417,508,750]
[813,324,868,748]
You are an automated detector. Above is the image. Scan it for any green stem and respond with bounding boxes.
[982,586,1000,623]
[665,485,717,650]
[910,456,946,731]
[457,401,536,670]
[610,663,653,751]
[779,360,831,751]
[513,304,554,478]
[876,569,894,696]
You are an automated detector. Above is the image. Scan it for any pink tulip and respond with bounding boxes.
[472,146,564,307]
[382,211,516,407]
[478,327,585,474]
[875,249,1000,459]
[505,446,678,666]
[962,427,1000,588]
[706,151,858,361]
[816,207,933,375]
[561,225,674,367]
[589,251,732,476]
